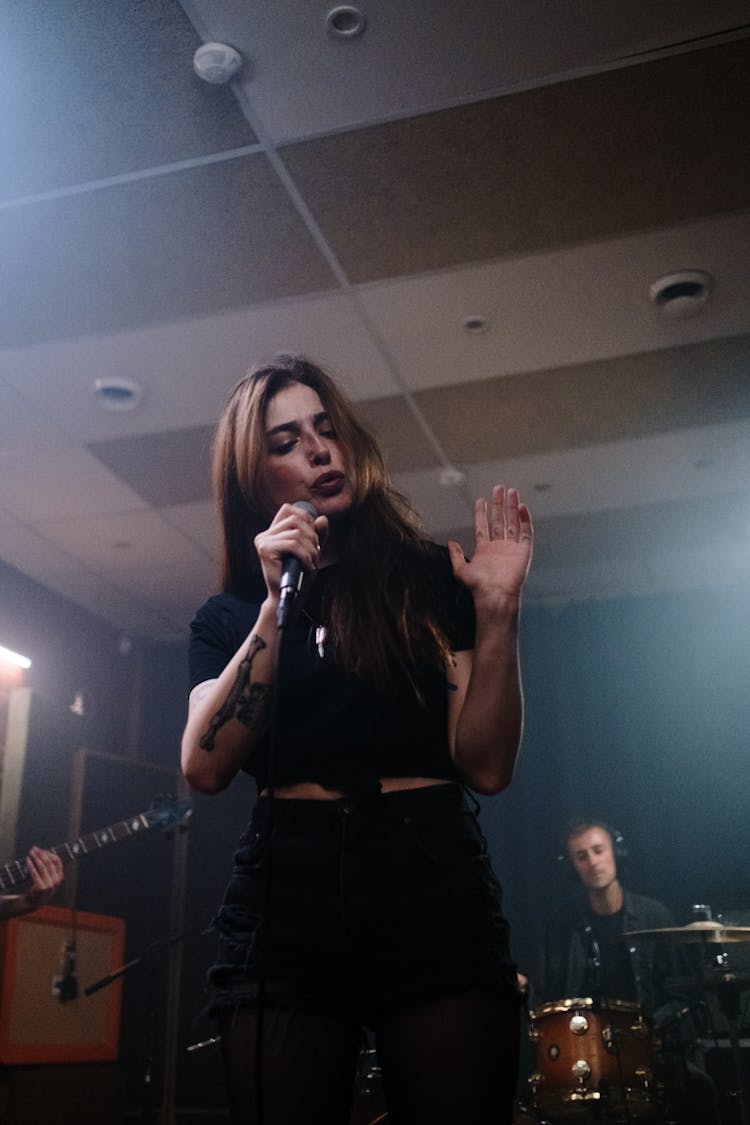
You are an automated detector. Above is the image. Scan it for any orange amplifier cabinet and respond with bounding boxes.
[0,905,125,1064]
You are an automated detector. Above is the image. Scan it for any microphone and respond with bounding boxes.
[277,501,318,628]
[54,939,79,1003]
[584,923,601,993]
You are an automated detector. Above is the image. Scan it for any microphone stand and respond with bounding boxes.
[84,921,205,1125]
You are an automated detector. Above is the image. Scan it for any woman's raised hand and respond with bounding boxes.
[447,485,533,604]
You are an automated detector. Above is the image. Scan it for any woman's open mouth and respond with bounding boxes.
[311,472,346,497]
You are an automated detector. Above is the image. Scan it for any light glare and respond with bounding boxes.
[0,644,31,669]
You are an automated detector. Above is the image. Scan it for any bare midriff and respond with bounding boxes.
[259,776,452,800]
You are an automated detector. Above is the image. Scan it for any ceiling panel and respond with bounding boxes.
[281,40,750,282]
[0,0,255,200]
[0,2,748,638]
[357,211,750,390]
[88,426,215,507]
[0,294,402,445]
[183,0,750,142]
[0,447,149,522]
[412,335,750,464]
[0,155,337,348]
[33,510,213,574]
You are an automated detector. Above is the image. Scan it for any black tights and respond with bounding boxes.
[219,987,520,1124]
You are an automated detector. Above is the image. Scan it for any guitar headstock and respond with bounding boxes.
[143,795,194,834]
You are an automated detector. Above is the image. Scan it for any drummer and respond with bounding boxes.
[531,817,720,1125]
[535,818,677,1010]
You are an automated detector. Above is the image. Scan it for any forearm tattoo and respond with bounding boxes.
[200,634,269,751]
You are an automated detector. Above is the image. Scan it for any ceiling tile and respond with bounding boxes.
[356,397,440,474]
[161,501,220,561]
[34,510,213,574]
[88,426,215,507]
[0,520,86,581]
[357,211,750,390]
[0,447,150,522]
[411,335,750,467]
[0,0,256,200]
[184,0,750,143]
[0,155,337,348]
[0,380,68,454]
[0,293,402,444]
[454,419,750,521]
[282,40,750,281]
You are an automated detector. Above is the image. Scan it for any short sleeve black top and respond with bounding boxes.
[188,546,475,794]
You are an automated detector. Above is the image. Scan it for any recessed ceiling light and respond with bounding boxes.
[439,466,467,488]
[91,377,143,412]
[648,270,714,318]
[462,315,489,334]
[326,6,367,38]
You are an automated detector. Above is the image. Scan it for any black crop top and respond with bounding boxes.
[188,546,475,794]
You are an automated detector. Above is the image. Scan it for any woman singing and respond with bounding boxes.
[181,354,533,1124]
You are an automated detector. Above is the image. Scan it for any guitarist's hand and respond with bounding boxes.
[25,846,64,903]
[0,847,64,921]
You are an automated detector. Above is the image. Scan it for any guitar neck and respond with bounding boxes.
[0,812,152,893]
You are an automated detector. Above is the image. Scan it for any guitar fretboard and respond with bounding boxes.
[0,813,152,893]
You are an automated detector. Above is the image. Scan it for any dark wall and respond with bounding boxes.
[0,559,136,750]
[478,583,750,980]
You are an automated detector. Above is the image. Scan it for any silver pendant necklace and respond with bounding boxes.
[300,608,327,658]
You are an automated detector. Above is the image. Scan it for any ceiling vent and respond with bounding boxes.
[648,270,714,318]
[91,377,143,412]
[326,6,368,38]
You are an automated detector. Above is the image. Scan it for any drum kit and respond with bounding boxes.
[522,920,750,1125]
[348,920,750,1123]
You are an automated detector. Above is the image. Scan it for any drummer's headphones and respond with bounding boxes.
[556,819,628,876]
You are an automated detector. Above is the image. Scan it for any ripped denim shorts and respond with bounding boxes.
[208,781,520,1024]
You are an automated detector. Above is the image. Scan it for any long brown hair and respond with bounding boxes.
[212,354,454,697]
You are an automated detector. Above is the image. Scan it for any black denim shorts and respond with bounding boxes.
[208,782,520,1024]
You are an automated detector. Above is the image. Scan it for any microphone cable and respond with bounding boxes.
[254,590,301,1125]
[255,500,318,1123]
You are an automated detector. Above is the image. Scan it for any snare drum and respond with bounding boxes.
[528,997,659,1118]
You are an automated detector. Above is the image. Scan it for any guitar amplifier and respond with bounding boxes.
[0,905,125,1064]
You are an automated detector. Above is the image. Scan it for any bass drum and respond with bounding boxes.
[528,997,660,1118]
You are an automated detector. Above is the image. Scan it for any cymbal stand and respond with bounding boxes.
[711,973,749,1125]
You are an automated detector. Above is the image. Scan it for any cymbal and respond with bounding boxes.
[622,921,750,944]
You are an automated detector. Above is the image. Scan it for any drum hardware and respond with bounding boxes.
[664,970,750,1125]
[623,921,750,1125]
[570,1059,591,1082]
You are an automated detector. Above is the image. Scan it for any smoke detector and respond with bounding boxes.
[648,270,714,318]
[193,42,243,85]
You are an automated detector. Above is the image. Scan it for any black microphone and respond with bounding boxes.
[584,923,601,993]
[54,940,79,1003]
[277,501,318,628]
